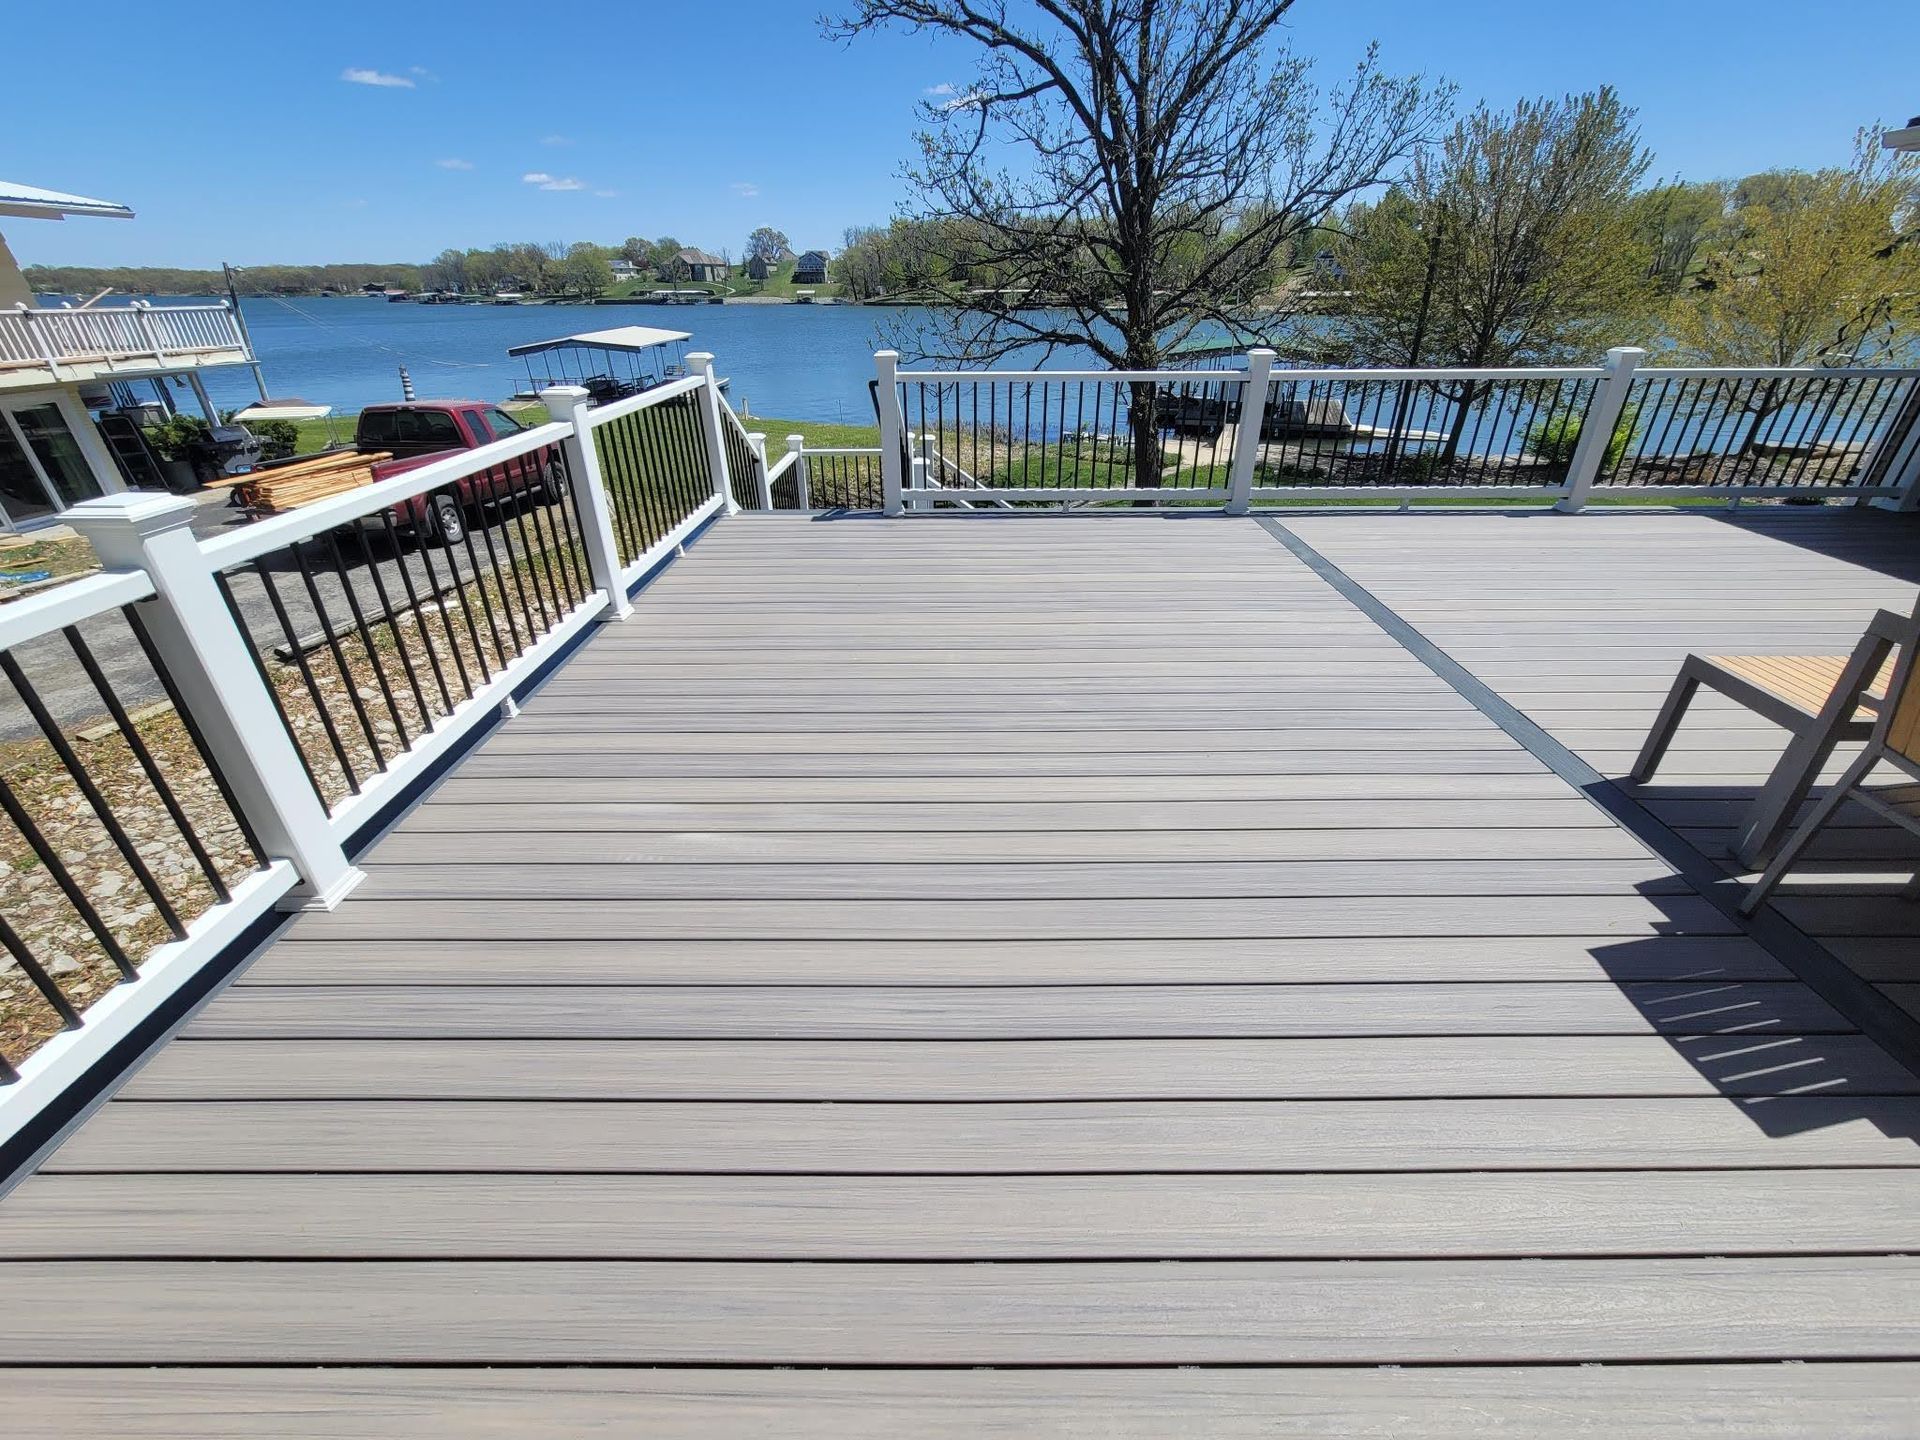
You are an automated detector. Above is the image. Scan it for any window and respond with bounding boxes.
[0,422,56,526]
[356,408,465,449]
[12,405,102,507]
[0,400,105,527]
[482,408,525,442]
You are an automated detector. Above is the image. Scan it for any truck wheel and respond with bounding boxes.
[542,457,570,503]
[428,491,468,547]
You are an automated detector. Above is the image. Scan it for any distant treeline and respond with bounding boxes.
[23,262,430,297]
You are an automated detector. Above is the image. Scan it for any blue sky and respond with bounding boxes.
[8,0,1917,269]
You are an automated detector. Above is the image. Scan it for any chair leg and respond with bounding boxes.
[1632,673,1701,784]
[1740,750,1880,915]
[1734,718,1850,870]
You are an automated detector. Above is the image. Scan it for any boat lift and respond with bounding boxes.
[505,325,697,407]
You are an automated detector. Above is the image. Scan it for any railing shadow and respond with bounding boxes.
[1704,504,1920,587]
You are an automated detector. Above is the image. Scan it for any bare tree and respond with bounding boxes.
[828,0,1446,487]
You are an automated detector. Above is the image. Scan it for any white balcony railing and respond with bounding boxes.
[0,300,252,375]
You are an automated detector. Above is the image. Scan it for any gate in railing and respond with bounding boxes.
[0,353,739,1140]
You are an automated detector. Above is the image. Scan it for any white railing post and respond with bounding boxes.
[1225,347,1276,515]
[540,384,633,620]
[787,434,809,511]
[1557,345,1645,513]
[17,305,64,378]
[64,493,366,911]
[747,431,774,510]
[132,300,166,362]
[875,351,906,516]
[686,351,738,514]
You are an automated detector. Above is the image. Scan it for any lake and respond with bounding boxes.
[191,297,954,424]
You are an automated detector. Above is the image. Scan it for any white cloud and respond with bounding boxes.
[522,172,586,191]
[341,67,414,88]
[541,134,575,147]
[939,90,986,112]
[410,65,434,78]
[729,181,760,198]
[924,82,958,96]
[594,189,620,198]
[435,158,474,170]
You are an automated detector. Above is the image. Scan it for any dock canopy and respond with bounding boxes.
[231,399,332,421]
[507,325,692,359]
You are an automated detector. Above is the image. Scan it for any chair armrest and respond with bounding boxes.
[1867,609,1911,643]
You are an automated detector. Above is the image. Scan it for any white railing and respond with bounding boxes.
[0,301,252,375]
[870,347,1920,513]
[0,360,739,1154]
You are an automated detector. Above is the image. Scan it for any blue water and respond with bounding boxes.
[182,297,948,423]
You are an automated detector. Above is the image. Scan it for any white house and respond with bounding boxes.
[0,181,263,530]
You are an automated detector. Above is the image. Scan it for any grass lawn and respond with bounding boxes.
[728,415,881,449]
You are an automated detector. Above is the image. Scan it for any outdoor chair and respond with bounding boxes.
[1741,627,1920,914]
[1632,601,1919,867]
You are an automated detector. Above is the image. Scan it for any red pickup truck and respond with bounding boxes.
[355,400,567,546]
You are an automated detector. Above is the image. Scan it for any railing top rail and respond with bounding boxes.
[0,567,155,652]
[580,373,704,428]
[764,450,800,481]
[1631,365,1920,381]
[894,367,1244,383]
[893,364,1615,383]
[198,420,572,570]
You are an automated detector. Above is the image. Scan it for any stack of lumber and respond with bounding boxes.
[215,451,393,515]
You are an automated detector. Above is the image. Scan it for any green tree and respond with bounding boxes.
[1669,134,1920,369]
[556,241,614,297]
[1631,179,1729,293]
[1334,87,1655,459]
[829,0,1445,490]
[620,236,653,269]
[1666,133,1920,455]
[745,227,791,265]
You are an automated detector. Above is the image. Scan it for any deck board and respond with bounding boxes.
[7,511,1920,1430]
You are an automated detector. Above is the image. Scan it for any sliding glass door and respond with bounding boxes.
[0,400,106,528]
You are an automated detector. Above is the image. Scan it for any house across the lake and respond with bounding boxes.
[793,249,831,284]
[745,246,797,282]
[676,248,731,283]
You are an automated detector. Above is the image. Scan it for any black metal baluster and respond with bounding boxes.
[333,528,427,734]
[61,624,230,903]
[0,910,82,1028]
[0,766,139,977]
[288,540,388,769]
[0,652,185,939]
[377,513,458,714]
[219,568,350,800]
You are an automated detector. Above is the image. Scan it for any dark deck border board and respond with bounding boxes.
[0,511,723,1200]
[1254,516,1920,1077]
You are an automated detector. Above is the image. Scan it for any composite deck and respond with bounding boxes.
[4,511,1920,1434]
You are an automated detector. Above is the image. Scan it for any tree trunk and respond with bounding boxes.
[1130,379,1164,493]
[1737,379,1782,458]
[1439,379,1479,468]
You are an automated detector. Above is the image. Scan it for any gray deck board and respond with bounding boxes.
[9,511,1920,1426]
[8,1169,1918,1258]
[180,979,1850,1038]
[2,1256,1916,1364]
[45,1097,1920,1173]
[2,1365,1912,1440]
